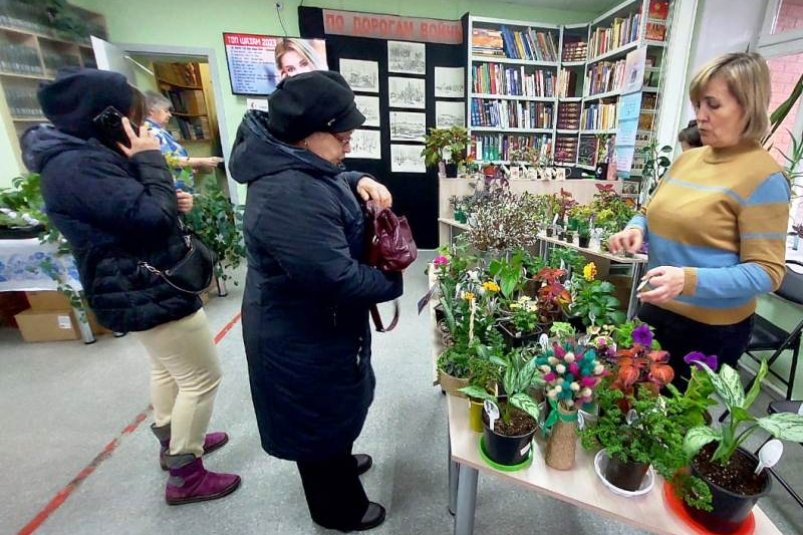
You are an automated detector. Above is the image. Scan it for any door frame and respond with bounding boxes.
[112,42,238,203]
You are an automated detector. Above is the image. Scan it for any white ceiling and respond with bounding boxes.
[498,0,624,14]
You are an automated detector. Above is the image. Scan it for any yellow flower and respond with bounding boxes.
[583,262,597,281]
[462,291,476,301]
[483,281,500,293]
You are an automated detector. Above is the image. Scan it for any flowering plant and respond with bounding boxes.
[533,267,571,324]
[535,339,606,410]
[506,295,540,335]
[666,352,719,430]
[568,262,626,327]
[610,324,674,397]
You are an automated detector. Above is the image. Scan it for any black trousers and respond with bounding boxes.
[638,303,754,388]
[296,446,368,531]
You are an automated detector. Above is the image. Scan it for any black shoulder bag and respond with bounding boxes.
[139,219,217,295]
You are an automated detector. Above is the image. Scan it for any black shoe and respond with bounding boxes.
[354,454,373,476]
[351,502,386,532]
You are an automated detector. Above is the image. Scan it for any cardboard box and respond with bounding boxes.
[14,308,80,342]
[25,290,71,310]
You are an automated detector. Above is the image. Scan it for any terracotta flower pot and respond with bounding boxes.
[438,369,469,398]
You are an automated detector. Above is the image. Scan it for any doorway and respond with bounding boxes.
[91,39,238,203]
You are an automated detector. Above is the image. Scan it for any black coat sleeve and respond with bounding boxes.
[257,178,402,305]
[56,150,179,237]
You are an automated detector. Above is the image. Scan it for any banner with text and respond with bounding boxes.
[322,9,462,44]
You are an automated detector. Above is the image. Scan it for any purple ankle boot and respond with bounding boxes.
[163,454,241,505]
[151,423,229,470]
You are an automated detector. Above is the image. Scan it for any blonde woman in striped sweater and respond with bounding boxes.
[609,52,790,384]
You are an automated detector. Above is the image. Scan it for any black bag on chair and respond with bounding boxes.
[139,220,217,295]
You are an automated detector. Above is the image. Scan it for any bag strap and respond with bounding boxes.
[370,300,399,332]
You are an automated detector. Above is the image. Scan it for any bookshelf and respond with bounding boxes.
[468,16,560,165]
[0,1,106,167]
[466,0,673,178]
[154,62,214,144]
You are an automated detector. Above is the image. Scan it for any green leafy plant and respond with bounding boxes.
[488,251,525,298]
[460,347,542,426]
[421,126,471,168]
[666,353,719,430]
[777,130,803,193]
[683,360,803,465]
[641,140,673,196]
[570,277,625,327]
[764,73,803,146]
[504,295,540,335]
[549,321,576,339]
[183,175,246,283]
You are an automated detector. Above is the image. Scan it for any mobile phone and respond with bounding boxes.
[92,106,134,148]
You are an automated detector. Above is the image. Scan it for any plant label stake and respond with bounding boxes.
[625,409,639,425]
[798,403,803,416]
[484,400,500,432]
[754,439,783,475]
[538,333,550,352]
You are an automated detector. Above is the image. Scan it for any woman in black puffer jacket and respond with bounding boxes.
[230,70,402,532]
[22,68,239,505]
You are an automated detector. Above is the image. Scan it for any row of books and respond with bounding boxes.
[4,87,42,118]
[580,102,618,131]
[471,98,554,130]
[167,116,211,142]
[585,59,626,96]
[501,26,559,62]
[557,69,579,98]
[471,133,552,162]
[0,43,43,75]
[562,40,587,63]
[555,135,578,164]
[472,63,556,98]
[557,102,581,130]
[589,11,641,59]
[471,27,559,63]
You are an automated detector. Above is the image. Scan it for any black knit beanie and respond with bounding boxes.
[38,67,133,140]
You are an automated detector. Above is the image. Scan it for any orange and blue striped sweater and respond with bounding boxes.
[627,140,790,325]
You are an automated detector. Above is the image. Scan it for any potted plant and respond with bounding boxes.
[567,262,626,328]
[459,348,542,468]
[580,383,692,495]
[533,267,571,330]
[463,344,505,433]
[498,295,543,347]
[422,126,470,178]
[535,337,607,470]
[576,220,591,248]
[680,359,803,533]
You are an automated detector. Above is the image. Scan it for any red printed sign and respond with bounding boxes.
[322,9,463,44]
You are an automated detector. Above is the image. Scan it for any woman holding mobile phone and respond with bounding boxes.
[21,68,240,505]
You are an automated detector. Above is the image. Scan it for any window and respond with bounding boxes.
[766,53,803,165]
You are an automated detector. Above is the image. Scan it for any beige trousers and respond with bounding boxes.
[134,309,222,457]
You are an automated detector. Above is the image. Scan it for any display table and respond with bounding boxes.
[446,395,782,535]
[0,238,94,343]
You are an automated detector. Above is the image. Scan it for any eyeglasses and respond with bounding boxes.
[333,133,352,146]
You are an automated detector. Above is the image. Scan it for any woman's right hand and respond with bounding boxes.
[118,117,161,158]
[608,228,644,254]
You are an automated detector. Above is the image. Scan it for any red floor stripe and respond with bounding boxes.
[17,312,242,535]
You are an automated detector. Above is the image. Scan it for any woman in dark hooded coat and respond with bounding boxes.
[229,70,402,532]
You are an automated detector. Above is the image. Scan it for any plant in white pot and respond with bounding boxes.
[681,359,803,533]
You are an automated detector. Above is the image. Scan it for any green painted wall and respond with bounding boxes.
[69,0,595,177]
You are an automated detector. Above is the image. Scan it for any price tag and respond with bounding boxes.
[520,441,532,456]
[57,315,72,330]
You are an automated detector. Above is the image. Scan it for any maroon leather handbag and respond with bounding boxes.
[364,201,418,332]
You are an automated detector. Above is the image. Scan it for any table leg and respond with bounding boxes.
[72,306,96,344]
[453,464,478,535]
[448,440,459,515]
[627,262,645,320]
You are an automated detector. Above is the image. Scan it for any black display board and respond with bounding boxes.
[300,7,467,249]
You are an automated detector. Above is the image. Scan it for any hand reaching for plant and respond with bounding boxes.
[608,227,643,254]
[638,266,685,304]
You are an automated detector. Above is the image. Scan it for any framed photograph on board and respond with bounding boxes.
[339,59,380,93]
[389,77,425,109]
[223,33,328,95]
[388,41,426,75]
